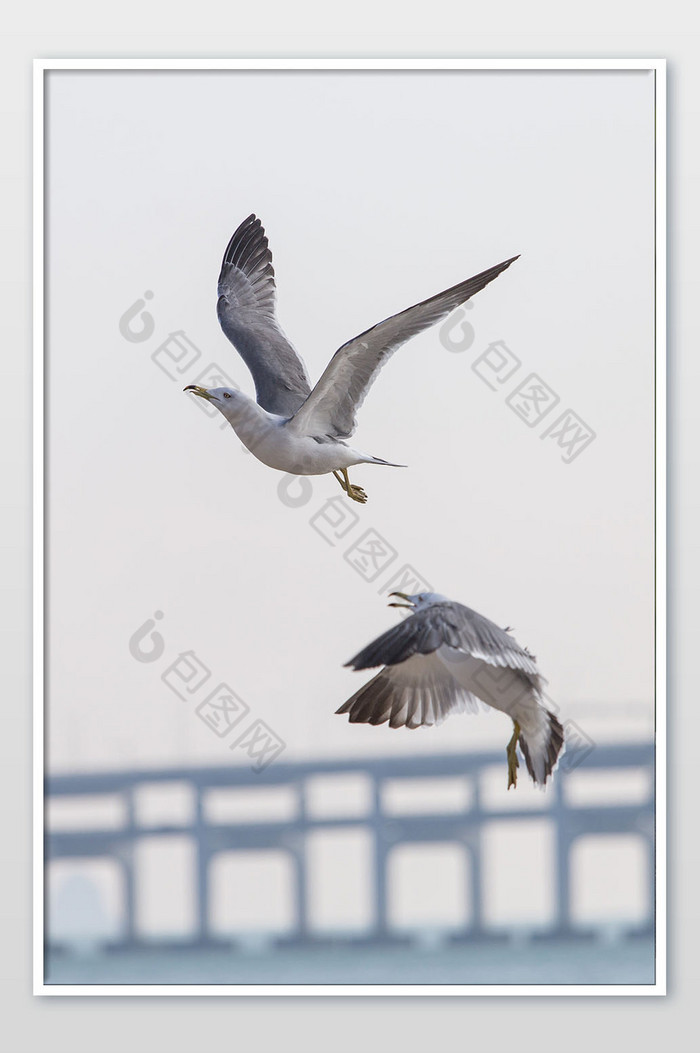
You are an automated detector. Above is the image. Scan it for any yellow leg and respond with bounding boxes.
[506,720,521,790]
[333,468,368,504]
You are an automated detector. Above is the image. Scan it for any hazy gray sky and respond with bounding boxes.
[46,69,655,773]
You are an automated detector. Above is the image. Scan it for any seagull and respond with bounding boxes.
[337,592,564,789]
[185,215,518,503]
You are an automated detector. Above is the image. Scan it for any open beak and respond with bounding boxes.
[388,591,414,609]
[183,384,219,402]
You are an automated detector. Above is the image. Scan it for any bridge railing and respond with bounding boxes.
[45,743,655,949]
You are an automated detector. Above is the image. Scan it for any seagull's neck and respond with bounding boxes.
[219,392,281,448]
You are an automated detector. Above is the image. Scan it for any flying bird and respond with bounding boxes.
[185,215,518,503]
[337,592,564,789]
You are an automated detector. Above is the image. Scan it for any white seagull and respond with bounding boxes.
[185,214,518,503]
[337,592,564,789]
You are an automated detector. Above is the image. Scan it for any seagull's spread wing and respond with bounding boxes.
[216,215,311,417]
[336,652,480,729]
[345,601,539,680]
[339,600,541,725]
[288,255,518,440]
[442,602,542,681]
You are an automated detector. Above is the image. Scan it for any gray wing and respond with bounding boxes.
[345,601,539,679]
[289,255,518,440]
[338,601,543,730]
[339,601,562,784]
[216,215,312,417]
[336,652,481,729]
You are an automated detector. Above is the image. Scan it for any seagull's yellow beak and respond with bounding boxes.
[388,591,414,609]
[183,384,219,402]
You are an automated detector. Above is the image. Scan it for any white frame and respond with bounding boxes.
[33,57,666,997]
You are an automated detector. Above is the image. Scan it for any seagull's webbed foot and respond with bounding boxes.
[506,720,521,790]
[347,484,368,504]
[333,469,368,504]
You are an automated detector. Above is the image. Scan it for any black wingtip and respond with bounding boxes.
[230,213,259,238]
[220,213,272,276]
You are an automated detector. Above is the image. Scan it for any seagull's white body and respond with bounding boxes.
[185,214,518,500]
[210,388,396,475]
[438,645,557,774]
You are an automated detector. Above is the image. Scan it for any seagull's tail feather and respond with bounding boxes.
[516,704,565,788]
[366,455,407,467]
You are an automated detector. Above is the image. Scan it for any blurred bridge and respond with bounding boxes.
[45,742,655,952]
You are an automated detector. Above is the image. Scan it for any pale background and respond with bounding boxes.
[1,3,697,1049]
[40,66,656,983]
[46,68,653,773]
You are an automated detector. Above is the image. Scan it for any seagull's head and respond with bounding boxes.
[388,591,449,611]
[183,385,245,418]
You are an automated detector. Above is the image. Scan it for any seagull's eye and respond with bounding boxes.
[223,392,231,399]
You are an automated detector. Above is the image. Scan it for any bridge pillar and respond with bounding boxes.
[293,781,309,939]
[554,779,572,935]
[468,837,484,937]
[372,779,389,937]
[194,786,210,944]
[121,788,137,947]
